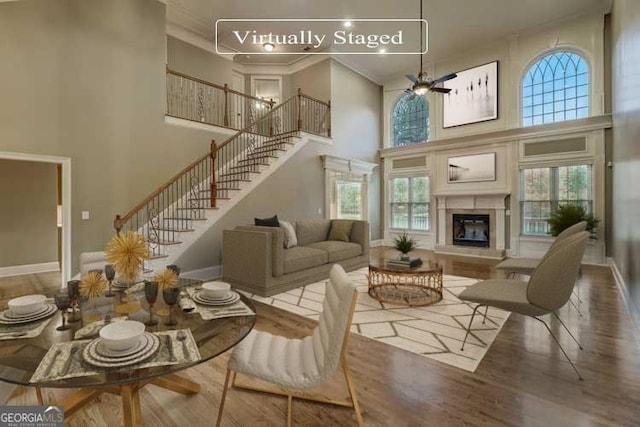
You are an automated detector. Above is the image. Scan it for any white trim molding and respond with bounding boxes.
[608,258,640,344]
[0,262,60,278]
[0,151,71,289]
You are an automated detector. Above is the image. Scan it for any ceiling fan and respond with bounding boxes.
[405,0,457,97]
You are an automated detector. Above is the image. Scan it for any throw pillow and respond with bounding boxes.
[328,220,353,242]
[254,215,279,227]
[279,220,298,249]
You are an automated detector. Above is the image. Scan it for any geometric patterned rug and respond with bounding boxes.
[247,267,510,372]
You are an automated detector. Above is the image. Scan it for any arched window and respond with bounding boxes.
[392,93,429,146]
[522,51,590,127]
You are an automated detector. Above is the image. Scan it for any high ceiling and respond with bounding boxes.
[167,0,611,83]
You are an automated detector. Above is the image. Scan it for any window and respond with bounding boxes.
[520,164,592,236]
[390,176,430,231]
[522,51,589,127]
[392,93,429,146]
[335,180,363,220]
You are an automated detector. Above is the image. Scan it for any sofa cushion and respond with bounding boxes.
[328,220,353,242]
[306,241,363,263]
[279,220,298,249]
[255,215,279,227]
[283,247,329,274]
[296,220,331,246]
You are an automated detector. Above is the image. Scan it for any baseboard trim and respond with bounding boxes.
[0,262,60,278]
[182,265,223,282]
[370,239,387,248]
[608,257,640,345]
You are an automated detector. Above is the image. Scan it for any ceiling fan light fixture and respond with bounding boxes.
[263,43,275,52]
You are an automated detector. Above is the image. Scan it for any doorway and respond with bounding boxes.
[0,152,71,289]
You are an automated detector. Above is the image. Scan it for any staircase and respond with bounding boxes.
[113,89,331,272]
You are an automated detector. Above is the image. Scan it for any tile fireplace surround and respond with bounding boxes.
[434,193,509,259]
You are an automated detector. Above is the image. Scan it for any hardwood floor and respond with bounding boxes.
[1,251,639,426]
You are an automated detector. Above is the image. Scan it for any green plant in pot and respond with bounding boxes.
[547,204,600,237]
[394,231,417,260]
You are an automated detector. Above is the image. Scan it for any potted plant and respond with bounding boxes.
[394,231,417,260]
[547,204,600,237]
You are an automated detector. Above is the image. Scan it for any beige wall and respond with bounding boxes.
[0,0,227,274]
[167,36,236,86]
[0,160,57,267]
[176,59,383,271]
[611,0,640,315]
[284,59,332,102]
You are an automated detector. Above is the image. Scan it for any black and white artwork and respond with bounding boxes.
[443,61,498,128]
[447,153,496,183]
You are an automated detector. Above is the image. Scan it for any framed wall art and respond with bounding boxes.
[447,152,496,183]
[443,61,498,128]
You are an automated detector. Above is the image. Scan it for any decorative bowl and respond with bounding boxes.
[201,282,231,299]
[8,294,47,316]
[99,320,145,351]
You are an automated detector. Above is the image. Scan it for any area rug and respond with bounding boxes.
[247,268,510,372]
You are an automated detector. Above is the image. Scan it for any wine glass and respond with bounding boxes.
[144,281,159,326]
[162,287,180,326]
[104,264,116,297]
[67,280,81,323]
[54,293,71,331]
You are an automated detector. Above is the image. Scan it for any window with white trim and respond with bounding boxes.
[332,173,365,220]
[520,164,593,236]
[389,176,430,231]
[392,93,430,146]
[522,51,590,127]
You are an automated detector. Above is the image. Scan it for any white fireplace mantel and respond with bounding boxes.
[434,192,509,257]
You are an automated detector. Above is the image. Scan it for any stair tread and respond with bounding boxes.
[164,217,206,221]
[152,240,183,245]
[149,254,169,260]
[156,227,195,232]
[175,206,219,210]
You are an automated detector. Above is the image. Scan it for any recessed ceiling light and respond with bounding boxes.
[263,43,275,52]
[379,48,386,54]
[343,20,352,28]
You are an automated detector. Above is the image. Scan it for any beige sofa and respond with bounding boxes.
[223,219,369,297]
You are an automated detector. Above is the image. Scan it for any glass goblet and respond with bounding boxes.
[104,264,116,297]
[54,293,71,331]
[144,281,159,326]
[67,280,81,323]
[162,287,180,326]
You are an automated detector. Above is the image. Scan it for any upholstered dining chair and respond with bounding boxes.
[215,264,364,427]
[459,231,589,380]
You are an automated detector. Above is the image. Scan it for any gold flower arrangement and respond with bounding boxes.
[105,231,150,282]
[152,269,178,290]
[80,271,107,299]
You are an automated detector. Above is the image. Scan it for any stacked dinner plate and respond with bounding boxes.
[192,290,240,306]
[0,295,56,325]
[82,321,159,368]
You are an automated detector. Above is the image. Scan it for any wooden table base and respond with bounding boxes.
[50,374,200,427]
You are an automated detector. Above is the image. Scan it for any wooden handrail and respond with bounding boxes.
[166,67,275,107]
[298,92,331,108]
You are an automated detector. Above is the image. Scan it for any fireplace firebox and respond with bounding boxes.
[452,214,490,248]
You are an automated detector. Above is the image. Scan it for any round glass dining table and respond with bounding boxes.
[0,278,256,426]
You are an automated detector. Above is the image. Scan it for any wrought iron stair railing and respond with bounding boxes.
[114,90,330,259]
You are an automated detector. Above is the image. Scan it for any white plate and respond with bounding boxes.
[83,333,159,366]
[0,304,57,325]
[4,304,49,319]
[193,291,240,306]
[95,334,148,358]
[196,291,236,302]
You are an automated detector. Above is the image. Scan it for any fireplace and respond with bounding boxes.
[452,214,490,248]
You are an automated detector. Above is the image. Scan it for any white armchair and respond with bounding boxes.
[216,264,364,426]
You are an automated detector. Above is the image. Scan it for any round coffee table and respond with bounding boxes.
[368,258,443,306]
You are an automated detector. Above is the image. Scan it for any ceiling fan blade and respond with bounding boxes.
[430,87,452,94]
[405,74,419,84]
[432,73,457,85]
